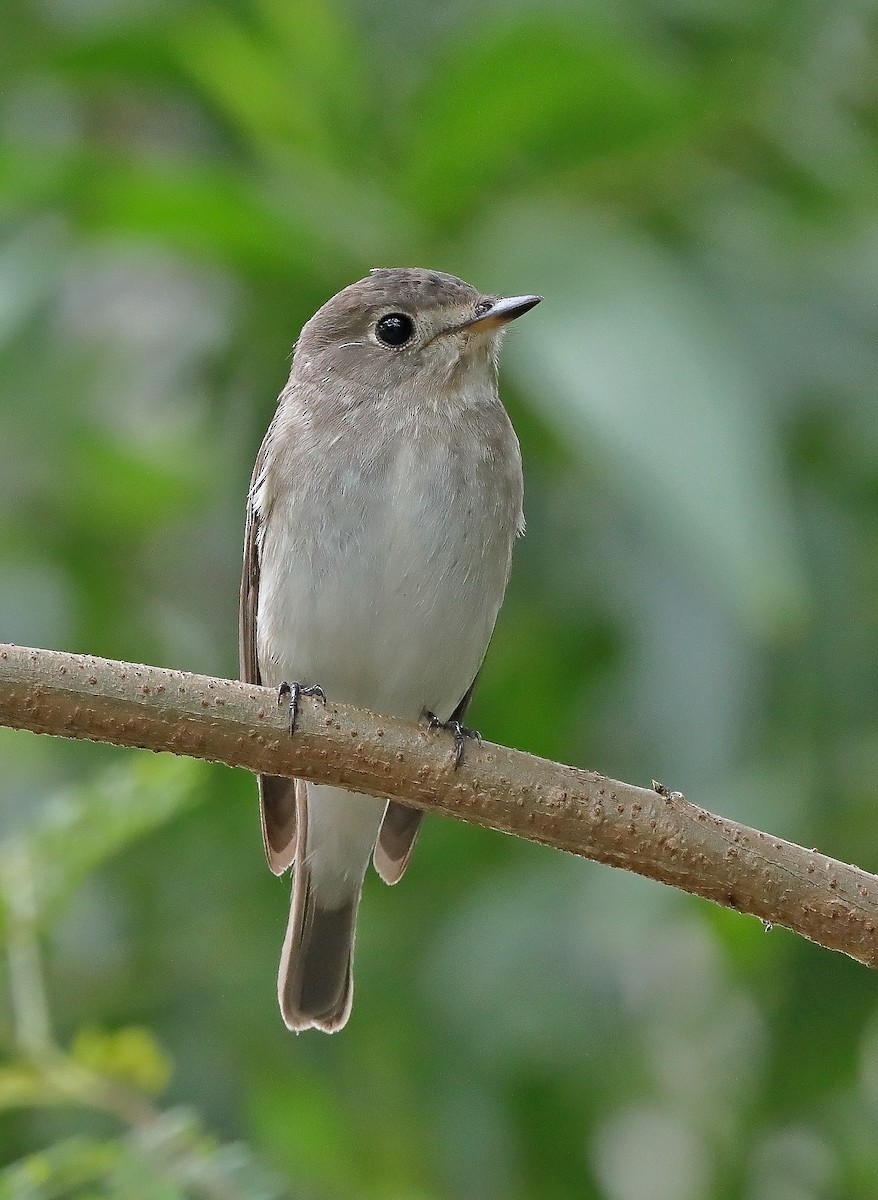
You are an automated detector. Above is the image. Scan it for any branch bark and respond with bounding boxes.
[1,642,877,968]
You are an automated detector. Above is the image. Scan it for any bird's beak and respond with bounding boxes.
[459,294,542,333]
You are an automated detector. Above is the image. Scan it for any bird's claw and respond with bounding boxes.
[278,681,327,735]
[422,710,481,769]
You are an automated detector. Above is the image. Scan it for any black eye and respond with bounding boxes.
[375,312,414,347]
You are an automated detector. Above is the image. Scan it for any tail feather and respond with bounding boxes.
[278,857,357,1033]
[258,775,300,875]
[276,782,386,1032]
[373,801,423,885]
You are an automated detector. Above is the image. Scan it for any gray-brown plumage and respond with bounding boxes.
[239,268,539,1031]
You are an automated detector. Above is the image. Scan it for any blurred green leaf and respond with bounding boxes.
[0,1111,288,1199]
[125,1109,287,1200]
[70,1028,171,1097]
[61,433,200,539]
[0,1138,119,1200]
[405,19,701,223]
[0,1066,68,1114]
[0,756,206,931]
[174,0,369,165]
[78,159,302,274]
[247,1070,355,1195]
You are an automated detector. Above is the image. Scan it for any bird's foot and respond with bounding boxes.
[422,709,481,769]
[278,681,327,735]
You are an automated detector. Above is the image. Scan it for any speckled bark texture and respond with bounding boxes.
[2,642,877,968]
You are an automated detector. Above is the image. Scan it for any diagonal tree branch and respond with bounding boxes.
[1,642,877,968]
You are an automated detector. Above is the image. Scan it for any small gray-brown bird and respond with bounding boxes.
[239,268,540,1031]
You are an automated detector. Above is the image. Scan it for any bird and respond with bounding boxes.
[239,267,540,1031]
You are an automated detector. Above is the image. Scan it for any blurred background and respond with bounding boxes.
[2,0,878,1195]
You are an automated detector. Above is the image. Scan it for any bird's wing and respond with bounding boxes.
[373,675,479,885]
[239,432,300,876]
[238,443,263,689]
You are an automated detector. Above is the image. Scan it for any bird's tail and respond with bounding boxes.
[277,783,386,1033]
[277,858,357,1033]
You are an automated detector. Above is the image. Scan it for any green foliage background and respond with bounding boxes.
[2,0,878,1195]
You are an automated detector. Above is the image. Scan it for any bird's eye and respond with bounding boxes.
[375,313,415,347]
[474,300,492,318]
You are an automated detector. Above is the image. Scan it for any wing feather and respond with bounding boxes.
[373,676,479,885]
[239,430,299,876]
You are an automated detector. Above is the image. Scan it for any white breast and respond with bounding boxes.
[255,397,522,723]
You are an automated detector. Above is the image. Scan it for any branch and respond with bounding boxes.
[1,643,876,967]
